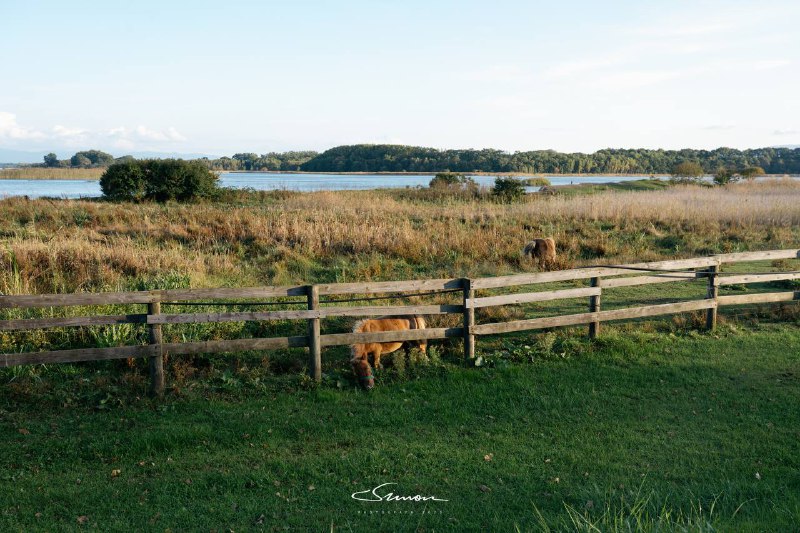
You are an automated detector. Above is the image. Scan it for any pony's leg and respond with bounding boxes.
[417,341,428,362]
[373,348,382,370]
[403,343,412,366]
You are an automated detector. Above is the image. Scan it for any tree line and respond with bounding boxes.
[298,145,800,174]
[39,145,800,174]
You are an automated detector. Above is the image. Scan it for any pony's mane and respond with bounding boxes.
[352,319,369,333]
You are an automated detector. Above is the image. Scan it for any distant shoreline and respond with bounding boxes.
[218,170,673,177]
[1,168,797,181]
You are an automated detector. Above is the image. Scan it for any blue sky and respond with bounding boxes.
[1,0,799,156]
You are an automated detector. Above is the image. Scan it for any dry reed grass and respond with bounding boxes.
[0,167,105,180]
[0,180,798,294]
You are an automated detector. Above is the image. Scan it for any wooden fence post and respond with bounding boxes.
[589,277,601,339]
[147,299,165,398]
[463,278,475,363]
[306,285,322,381]
[706,263,719,331]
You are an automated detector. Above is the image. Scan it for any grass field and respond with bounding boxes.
[1,181,799,530]
[1,325,798,531]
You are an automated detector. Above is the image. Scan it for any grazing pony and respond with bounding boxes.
[350,316,427,388]
[523,237,557,266]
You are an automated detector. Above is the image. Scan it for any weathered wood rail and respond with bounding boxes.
[1,249,798,397]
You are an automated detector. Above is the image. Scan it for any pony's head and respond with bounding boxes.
[351,358,374,389]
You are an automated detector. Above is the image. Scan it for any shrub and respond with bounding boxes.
[740,166,765,180]
[492,176,526,201]
[429,172,476,190]
[100,159,219,202]
[713,167,738,186]
[522,176,551,187]
[670,161,705,184]
[100,160,146,201]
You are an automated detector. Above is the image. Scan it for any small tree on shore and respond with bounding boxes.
[670,161,705,183]
[492,177,526,201]
[429,172,477,190]
[740,166,765,180]
[713,167,737,186]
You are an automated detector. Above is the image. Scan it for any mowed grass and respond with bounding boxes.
[1,325,799,531]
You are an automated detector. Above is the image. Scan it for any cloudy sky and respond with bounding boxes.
[1,0,798,156]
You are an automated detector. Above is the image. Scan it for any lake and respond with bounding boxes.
[0,172,651,199]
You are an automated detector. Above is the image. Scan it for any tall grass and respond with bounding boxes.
[0,179,798,295]
[0,167,105,180]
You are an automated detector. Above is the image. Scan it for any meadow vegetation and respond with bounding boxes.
[1,179,797,296]
[1,179,799,530]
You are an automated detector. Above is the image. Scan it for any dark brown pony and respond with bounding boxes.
[350,315,426,388]
[523,237,557,266]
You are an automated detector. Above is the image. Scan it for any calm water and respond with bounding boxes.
[0,173,650,199]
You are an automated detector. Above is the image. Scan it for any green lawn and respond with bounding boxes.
[1,324,799,531]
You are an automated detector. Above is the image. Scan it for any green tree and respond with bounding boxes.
[670,161,705,183]
[71,154,92,167]
[492,177,526,201]
[70,150,114,167]
[43,153,59,167]
[740,166,765,180]
[713,167,736,186]
[429,172,476,189]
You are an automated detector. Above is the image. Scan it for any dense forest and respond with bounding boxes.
[296,145,800,174]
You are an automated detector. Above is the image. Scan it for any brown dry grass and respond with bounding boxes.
[0,179,798,295]
[0,167,105,180]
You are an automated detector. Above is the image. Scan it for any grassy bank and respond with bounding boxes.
[1,325,798,530]
[0,168,106,180]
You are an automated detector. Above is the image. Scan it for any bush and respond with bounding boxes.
[100,160,146,201]
[429,172,476,190]
[100,159,219,202]
[492,176,526,201]
[740,166,765,180]
[670,161,705,184]
[522,176,551,187]
[713,167,738,186]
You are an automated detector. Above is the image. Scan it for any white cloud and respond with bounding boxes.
[774,129,800,136]
[633,22,735,38]
[586,68,690,90]
[463,65,535,83]
[755,59,791,70]
[0,112,188,151]
[0,112,46,140]
[543,55,627,80]
[52,125,89,138]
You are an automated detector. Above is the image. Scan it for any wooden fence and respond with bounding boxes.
[1,249,798,397]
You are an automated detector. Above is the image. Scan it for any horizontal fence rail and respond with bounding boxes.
[1,249,798,397]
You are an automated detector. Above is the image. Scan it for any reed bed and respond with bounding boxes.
[0,167,105,180]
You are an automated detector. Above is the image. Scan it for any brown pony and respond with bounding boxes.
[523,237,557,265]
[350,315,427,387]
